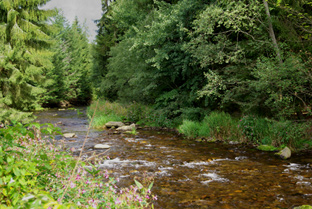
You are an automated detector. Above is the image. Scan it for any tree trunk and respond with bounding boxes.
[263,0,283,64]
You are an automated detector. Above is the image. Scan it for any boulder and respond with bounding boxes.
[94,144,111,149]
[63,133,77,138]
[275,146,291,159]
[116,123,136,131]
[105,121,125,129]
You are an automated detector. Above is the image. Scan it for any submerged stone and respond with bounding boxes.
[207,138,217,143]
[63,133,77,138]
[116,123,136,131]
[94,144,111,149]
[275,146,291,159]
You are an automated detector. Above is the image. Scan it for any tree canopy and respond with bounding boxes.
[92,0,312,120]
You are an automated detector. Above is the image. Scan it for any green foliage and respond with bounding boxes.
[238,115,270,144]
[178,120,204,138]
[294,205,312,209]
[87,100,126,128]
[16,192,78,209]
[256,145,281,152]
[0,122,60,207]
[249,54,312,117]
[0,0,55,121]
[0,121,155,208]
[0,148,38,206]
[178,111,312,151]
[178,111,240,140]
[43,14,93,107]
[269,120,312,149]
[90,0,312,152]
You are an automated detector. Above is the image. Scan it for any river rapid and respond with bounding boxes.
[35,108,312,209]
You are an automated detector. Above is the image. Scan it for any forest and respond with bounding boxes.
[0,0,92,122]
[1,0,312,122]
[92,0,312,121]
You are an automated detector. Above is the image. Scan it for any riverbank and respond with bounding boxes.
[87,100,312,153]
[0,122,154,208]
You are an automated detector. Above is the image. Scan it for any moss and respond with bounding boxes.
[256,145,279,152]
[294,205,312,209]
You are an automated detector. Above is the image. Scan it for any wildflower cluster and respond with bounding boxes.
[0,122,155,208]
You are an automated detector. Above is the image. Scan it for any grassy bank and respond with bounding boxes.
[0,122,155,208]
[178,113,312,151]
[88,100,312,151]
[87,100,177,129]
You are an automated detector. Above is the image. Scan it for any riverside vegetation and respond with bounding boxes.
[88,100,312,152]
[1,1,312,149]
[0,122,155,208]
[88,0,312,151]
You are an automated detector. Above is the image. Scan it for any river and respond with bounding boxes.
[35,108,312,209]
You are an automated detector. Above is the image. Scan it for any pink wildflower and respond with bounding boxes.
[115,198,122,205]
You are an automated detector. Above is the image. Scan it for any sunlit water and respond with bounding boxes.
[35,108,312,209]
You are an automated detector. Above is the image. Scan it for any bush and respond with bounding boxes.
[202,112,240,140]
[269,120,312,150]
[87,100,126,128]
[178,111,240,141]
[178,120,203,138]
[238,115,270,144]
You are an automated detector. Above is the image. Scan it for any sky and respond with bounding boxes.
[42,0,103,42]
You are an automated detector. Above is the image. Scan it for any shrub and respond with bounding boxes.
[238,115,270,144]
[202,112,240,140]
[178,112,240,141]
[269,120,312,150]
[178,120,203,138]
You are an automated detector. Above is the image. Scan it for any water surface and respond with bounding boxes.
[35,108,312,209]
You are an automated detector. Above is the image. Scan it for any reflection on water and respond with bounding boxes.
[35,108,312,209]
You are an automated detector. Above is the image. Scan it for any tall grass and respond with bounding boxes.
[87,100,126,128]
[178,111,241,141]
[179,111,312,151]
[88,100,178,128]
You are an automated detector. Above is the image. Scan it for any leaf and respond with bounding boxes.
[13,167,21,176]
[2,189,8,197]
[134,179,143,189]
[19,177,26,186]
[148,181,154,191]
[40,154,48,160]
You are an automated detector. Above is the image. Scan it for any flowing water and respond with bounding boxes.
[35,108,312,209]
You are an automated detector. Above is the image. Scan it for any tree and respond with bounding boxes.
[65,18,92,105]
[41,13,69,107]
[0,0,55,122]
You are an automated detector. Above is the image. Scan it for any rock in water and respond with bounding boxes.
[63,133,77,138]
[275,147,291,159]
[94,144,111,149]
[116,124,136,131]
[105,121,125,129]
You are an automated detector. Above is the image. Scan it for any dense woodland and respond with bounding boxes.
[93,0,312,122]
[0,0,92,122]
[1,0,312,123]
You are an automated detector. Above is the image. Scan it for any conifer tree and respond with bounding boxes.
[0,0,55,122]
[41,13,69,106]
[65,18,92,105]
